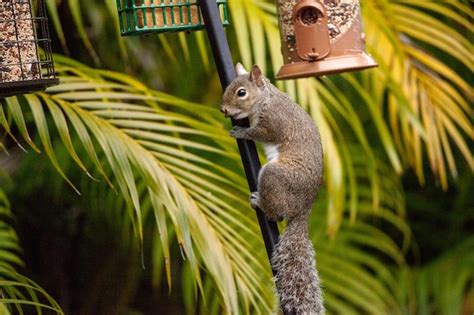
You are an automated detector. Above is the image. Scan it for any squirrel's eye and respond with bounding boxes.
[237,88,247,98]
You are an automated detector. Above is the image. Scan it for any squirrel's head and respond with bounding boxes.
[220,63,266,120]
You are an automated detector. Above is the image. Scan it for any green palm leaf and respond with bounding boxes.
[1,56,272,313]
[44,0,472,229]
[0,188,63,314]
[3,0,471,312]
[363,0,473,189]
[396,237,474,315]
[1,55,410,314]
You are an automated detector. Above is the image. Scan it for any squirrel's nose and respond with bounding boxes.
[220,107,229,117]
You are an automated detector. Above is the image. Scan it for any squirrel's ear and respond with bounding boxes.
[249,65,264,87]
[235,63,248,75]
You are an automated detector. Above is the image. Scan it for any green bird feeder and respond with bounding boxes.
[116,0,229,36]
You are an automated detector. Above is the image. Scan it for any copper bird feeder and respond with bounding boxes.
[276,0,377,80]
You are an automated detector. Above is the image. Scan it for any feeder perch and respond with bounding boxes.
[116,0,229,36]
[276,0,377,80]
[0,0,58,98]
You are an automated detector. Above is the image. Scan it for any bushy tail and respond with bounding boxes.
[271,217,324,314]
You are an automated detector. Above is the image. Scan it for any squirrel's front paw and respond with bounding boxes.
[229,126,248,139]
[250,191,260,209]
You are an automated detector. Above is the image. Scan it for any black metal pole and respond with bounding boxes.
[199,0,280,274]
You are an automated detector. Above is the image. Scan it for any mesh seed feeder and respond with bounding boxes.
[0,0,58,98]
[116,0,228,36]
[276,0,377,80]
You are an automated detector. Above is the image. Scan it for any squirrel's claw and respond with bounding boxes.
[230,126,248,139]
[250,191,260,209]
[274,216,284,222]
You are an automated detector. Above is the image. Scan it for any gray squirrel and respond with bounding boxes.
[220,63,324,314]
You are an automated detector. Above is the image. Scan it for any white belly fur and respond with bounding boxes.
[263,144,279,163]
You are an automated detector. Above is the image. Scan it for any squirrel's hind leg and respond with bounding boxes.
[251,191,283,222]
[257,164,289,221]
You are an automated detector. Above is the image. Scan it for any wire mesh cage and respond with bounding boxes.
[116,0,229,36]
[0,0,58,98]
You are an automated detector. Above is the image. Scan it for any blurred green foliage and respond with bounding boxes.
[0,0,472,314]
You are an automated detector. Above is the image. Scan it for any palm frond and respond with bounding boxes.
[1,56,273,313]
[0,188,63,314]
[1,55,412,314]
[43,0,472,230]
[397,237,474,314]
[363,0,473,189]
[3,0,471,312]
